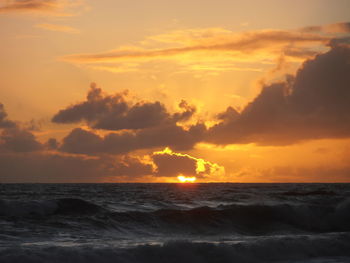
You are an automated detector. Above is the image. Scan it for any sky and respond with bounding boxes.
[0,0,350,183]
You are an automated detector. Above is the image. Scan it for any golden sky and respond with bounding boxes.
[0,0,350,182]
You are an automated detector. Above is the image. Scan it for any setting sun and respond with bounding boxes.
[177,175,197,183]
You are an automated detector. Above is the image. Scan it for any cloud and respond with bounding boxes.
[60,24,347,75]
[0,102,215,182]
[0,146,226,183]
[0,103,16,128]
[207,42,350,145]
[0,0,84,16]
[0,103,42,152]
[152,147,224,178]
[35,23,79,33]
[0,151,153,183]
[0,127,43,152]
[52,83,196,130]
[263,165,350,183]
[60,123,205,155]
[62,29,329,64]
[0,0,57,13]
[302,22,350,34]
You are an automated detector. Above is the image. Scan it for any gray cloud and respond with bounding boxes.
[0,151,153,183]
[0,127,43,152]
[263,165,350,183]
[0,103,16,128]
[152,153,198,177]
[0,103,42,152]
[60,122,206,155]
[151,148,224,178]
[207,42,350,145]
[52,83,196,131]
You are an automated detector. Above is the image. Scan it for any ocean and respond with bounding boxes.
[0,183,350,263]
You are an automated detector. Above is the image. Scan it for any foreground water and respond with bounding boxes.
[0,183,350,263]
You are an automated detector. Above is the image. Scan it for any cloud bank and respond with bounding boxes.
[207,40,350,145]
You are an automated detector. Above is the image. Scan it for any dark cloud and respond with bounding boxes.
[207,43,350,145]
[0,103,16,128]
[0,127,43,152]
[52,83,196,131]
[0,103,42,152]
[45,138,59,150]
[0,152,153,183]
[152,152,198,177]
[113,155,153,178]
[60,122,206,155]
[151,148,224,178]
[263,165,350,183]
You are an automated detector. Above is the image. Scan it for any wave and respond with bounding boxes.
[1,233,350,263]
[1,198,350,234]
[279,190,337,196]
[110,199,350,234]
[0,198,103,217]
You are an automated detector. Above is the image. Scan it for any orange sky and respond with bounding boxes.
[0,0,350,183]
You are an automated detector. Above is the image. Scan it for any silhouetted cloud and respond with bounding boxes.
[52,83,196,131]
[0,127,43,152]
[0,102,213,182]
[263,165,350,182]
[60,123,206,154]
[0,151,153,183]
[0,103,16,128]
[207,42,350,145]
[152,147,224,178]
[45,138,59,150]
[0,103,42,152]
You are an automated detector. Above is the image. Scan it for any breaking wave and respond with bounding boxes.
[1,198,350,234]
[1,233,350,263]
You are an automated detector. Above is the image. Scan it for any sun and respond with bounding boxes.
[177,175,196,183]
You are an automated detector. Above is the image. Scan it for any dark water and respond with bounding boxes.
[1,183,350,263]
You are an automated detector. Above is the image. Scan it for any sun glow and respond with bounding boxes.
[177,175,196,183]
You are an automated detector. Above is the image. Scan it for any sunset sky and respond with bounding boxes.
[1,0,350,182]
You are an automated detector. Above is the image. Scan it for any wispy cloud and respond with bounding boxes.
[301,22,350,34]
[62,30,329,63]
[0,0,85,16]
[60,25,342,74]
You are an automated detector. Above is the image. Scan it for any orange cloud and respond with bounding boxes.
[63,29,329,64]
[0,0,85,16]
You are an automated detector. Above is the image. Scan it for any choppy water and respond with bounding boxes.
[1,183,350,263]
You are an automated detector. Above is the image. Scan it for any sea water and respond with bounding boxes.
[0,183,350,263]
